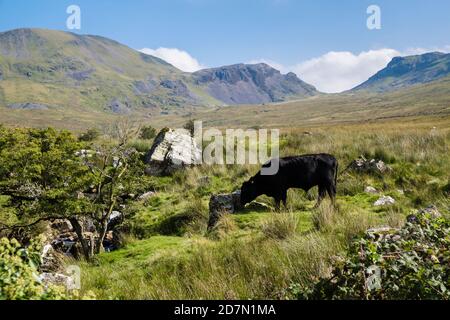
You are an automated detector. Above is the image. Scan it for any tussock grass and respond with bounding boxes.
[262,212,299,240]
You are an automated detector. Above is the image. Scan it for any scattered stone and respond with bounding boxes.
[144,128,202,176]
[208,190,242,230]
[348,156,391,174]
[366,227,399,240]
[7,102,49,110]
[374,195,396,206]
[138,191,157,201]
[40,243,65,273]
[39,272,76,290]
[365,186,378,194]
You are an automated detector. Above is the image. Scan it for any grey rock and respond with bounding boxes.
[67,68,94,81]
[365,186,379,194]
[7,102,49,110]
[208,190,242,230]
[367,226,399,234]
[107,98,131,114]
[39,272,76,289]
[144,128,202,176]
[133,79,157,95]
[192,63,317,105]
[366,226,399,241]
[160,79,197,101]
[138,191,157,201]
[348,156,391,174]
[374,196,396,206]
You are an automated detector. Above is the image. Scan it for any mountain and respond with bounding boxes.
[353,52,450,92]
[192,63,317,105]
[0,28,318,115]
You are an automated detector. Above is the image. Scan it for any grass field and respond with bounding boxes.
[76,116,450,299]
[1,75,450,132]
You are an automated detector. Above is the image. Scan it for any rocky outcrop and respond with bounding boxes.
[208,191,242,230]
[107,98,131,114]
[193,63,318,105]
[7,102,50,110]
[347,156,391,174]
[144,128,202,176]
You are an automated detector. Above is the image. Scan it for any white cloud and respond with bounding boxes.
[252,46,450,93]
[292,49,400,93]
[139,47,206,72]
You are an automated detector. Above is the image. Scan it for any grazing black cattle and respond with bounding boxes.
[240,154,338,209]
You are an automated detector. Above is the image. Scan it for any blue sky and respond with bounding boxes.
[1,0,449,92]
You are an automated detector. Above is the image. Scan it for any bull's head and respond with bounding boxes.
[240,177,259,206]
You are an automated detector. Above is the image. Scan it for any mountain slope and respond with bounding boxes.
[0,28,318,115]
[0,28,201,115]
[353,52,450,92]
[193,63,318,105]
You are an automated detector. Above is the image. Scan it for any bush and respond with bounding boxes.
[0,237,67,300]
[306,209,450,300]
[78,128,100,142]
[140,126,157,140]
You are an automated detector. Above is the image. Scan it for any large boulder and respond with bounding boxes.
[208,191,242,230]
[144,128,202,176]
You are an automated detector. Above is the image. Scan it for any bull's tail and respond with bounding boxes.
[334,161,339,187]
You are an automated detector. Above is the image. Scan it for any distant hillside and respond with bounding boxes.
[193,63,318,104]
[0,28,318,115]
[353,52,450,92]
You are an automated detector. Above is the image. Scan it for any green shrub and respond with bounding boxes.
[306,209,450,300]
[139,126,157,140]
[0,237,67,300]
[78,128,100,142]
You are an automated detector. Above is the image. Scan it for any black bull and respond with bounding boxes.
[240,154,338,208]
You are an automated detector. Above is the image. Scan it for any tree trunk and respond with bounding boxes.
[95,218,109,255]
[69,217,92,261]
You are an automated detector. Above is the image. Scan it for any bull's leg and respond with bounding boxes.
[281,190,288,208]
[274,197,282,211]
[314,185,327,209]
[273,191,287,212]
[326,184,337,207]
